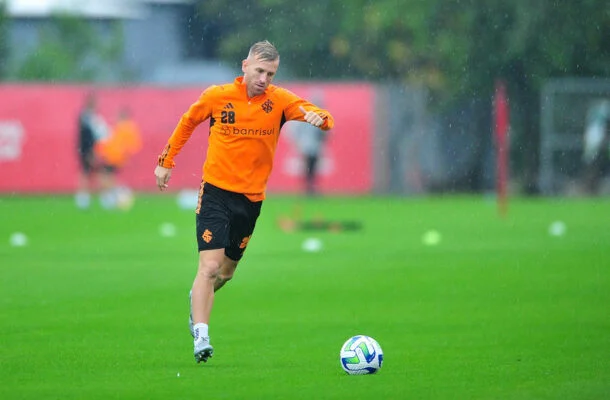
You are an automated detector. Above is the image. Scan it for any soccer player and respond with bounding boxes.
[95,108,142,209]
[154,40,334,363]
[288,91,329,196]
[582,99,610,195]
[75,92,108,209]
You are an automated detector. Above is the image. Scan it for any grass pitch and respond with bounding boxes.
[1,194,609,399]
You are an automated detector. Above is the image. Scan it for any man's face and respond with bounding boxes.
[242,55,279,97]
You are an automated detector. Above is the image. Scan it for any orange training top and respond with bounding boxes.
[96,119,142,167]
[158,77,334,201]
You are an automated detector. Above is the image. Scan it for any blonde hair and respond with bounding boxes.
[247,40,280,62]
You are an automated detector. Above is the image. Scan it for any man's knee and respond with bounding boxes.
[218,261,238,282]
[198,258,222,280]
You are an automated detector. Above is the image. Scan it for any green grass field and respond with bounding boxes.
[1,194,609,400]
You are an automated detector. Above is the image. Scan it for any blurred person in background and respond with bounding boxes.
[75,92,108,209]
[95,107,142,210]
[288,91,329,196]
[582,99,610,195]
[154,40,334,364]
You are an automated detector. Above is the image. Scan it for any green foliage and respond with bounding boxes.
[14,13,124,82]
[0,1,8,79]
[196,0,610,95]
[197,0,439,82]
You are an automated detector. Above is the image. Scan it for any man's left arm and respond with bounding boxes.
[282,91,334,130]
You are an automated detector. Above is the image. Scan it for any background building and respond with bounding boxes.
[5,0,238,84]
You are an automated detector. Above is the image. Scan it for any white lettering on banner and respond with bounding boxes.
[0,121,25,161]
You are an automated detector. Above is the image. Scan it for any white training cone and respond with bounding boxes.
[159,222,177,237]
[302,237,323,252]
[548,221,567,237]
[9,232,28,247]
[422,230,442,246]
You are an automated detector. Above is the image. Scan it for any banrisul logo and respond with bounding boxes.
[231,127,275,136]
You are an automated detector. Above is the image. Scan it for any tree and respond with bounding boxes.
[13,13,124,82]
[195,0,442,83]
[0,1,8,80]
[449,0,610,192]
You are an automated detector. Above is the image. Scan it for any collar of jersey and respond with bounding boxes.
[234,76,271,101]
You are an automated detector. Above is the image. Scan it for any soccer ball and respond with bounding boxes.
[339,335,384,375]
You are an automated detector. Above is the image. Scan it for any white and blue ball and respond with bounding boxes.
[339,335,384,375]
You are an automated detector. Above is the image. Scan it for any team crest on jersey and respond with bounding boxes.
[261,99,274,113]
[202,229,213,243]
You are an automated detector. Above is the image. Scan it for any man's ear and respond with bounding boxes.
[241,59,248,73]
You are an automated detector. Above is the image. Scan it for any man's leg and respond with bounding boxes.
[189,254,238,335]
[305,155,316,195]
[214,257,238,291]
[75,171,92,209]
[190,249,239,363]
[98,167,117,209]
[75,158,93,209]
[192,249,237,323]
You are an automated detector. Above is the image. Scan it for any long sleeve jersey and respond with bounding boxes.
[158,77,334,201]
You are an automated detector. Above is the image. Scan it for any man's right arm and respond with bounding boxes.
[157,87,216,169]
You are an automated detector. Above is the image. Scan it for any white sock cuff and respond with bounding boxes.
[193,323,209,339]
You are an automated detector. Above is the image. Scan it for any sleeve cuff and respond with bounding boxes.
[157,156,175,168]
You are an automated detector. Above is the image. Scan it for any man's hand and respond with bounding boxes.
[299,106,324,127]
[154,165,172,191]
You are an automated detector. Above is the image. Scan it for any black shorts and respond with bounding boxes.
[195,182,262,261]
[78,148,96,173]
[101,164,118,174]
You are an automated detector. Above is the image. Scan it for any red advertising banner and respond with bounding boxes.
[0,82,373,194]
